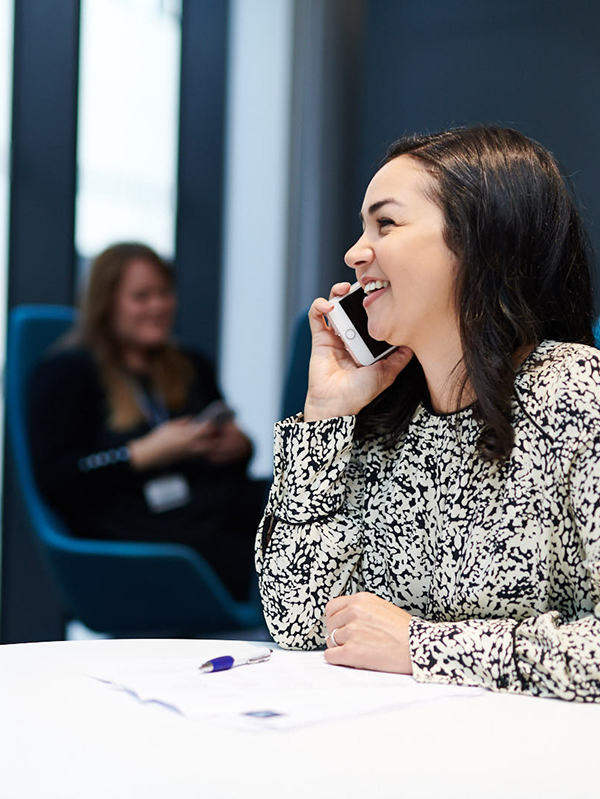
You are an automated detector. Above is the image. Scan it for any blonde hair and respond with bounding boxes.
[77,242,193,431]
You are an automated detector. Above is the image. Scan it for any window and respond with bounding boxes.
[75,0,182,267]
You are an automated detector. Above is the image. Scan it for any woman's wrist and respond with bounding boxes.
[128,436,158,471]
[303,398,355,422]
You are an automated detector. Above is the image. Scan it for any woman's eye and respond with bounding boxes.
[377,217,395,230]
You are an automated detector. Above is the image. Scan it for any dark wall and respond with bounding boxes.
[342,0,600,293]
[1,0,81,643]
[175,0,229,362]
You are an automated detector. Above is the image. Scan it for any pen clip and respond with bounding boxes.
[247,650,272,665]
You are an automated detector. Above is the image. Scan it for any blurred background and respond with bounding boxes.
[1,0,599,642]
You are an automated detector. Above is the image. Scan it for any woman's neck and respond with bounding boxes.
[414,324,471,414]
[121,346,152,374]
[418,335,538,414]
[421,348,471,414]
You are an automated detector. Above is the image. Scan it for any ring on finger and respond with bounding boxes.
[329,627,340,647]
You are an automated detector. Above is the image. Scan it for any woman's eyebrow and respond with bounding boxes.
[359,198,405,223]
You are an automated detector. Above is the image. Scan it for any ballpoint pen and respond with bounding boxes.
[199,647,273,673]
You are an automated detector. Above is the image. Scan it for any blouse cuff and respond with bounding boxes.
[272,413,356,523]
[77,446,131,473]
[409,616,518,691]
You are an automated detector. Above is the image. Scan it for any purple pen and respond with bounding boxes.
[199,647,273,673]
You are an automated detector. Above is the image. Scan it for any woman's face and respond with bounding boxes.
[112,258,177,350]
[344,155,459,351]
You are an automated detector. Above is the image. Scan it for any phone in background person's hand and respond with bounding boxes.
[194,400,234,428]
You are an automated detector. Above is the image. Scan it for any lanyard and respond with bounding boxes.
[131,380,170,427]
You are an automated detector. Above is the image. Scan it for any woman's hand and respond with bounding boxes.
[203,420,252,465]
[129,417,252,470]
[128,417,221,470]
[324,592,413,674]
[303,282,413,421]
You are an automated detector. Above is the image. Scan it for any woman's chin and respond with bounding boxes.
[136,334,170,350]
[367,321,392,345]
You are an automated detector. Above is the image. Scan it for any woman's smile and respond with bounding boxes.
[362,279,390,309]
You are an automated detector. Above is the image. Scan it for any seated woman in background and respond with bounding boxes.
[29,242,264,601]
[257,125,600,700]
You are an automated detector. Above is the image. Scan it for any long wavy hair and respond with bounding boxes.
[74,242,193,431]
[355,125,595,460]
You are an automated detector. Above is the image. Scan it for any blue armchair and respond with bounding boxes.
[6,305,263,636]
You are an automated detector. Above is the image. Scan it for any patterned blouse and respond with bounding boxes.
[256,341,600,701]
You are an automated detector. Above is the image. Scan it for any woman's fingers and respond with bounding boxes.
[380,346,414,373]
[323,593,414,673]
[307,296,334,337]
[308,282,353,335]
[191,419,216,437]
[369,346,414,390]
[324,595,361,649]
[325,625,347,649]
[328,281,352,300]
[325,593,353,621]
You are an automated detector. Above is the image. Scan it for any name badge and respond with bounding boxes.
[143,474,191,513]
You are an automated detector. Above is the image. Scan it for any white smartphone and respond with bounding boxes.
[194,400,234,427]
[326,282,397,366]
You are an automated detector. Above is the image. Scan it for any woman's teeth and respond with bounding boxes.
[364,280,390,295]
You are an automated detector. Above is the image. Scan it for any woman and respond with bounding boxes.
[256,126,600,700]
[29,242,264,601]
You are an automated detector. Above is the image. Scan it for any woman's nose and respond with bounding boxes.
[344,234,373,270]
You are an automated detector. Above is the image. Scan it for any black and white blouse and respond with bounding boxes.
[256,341,600,701]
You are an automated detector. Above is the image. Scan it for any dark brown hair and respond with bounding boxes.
[356,126,595,460]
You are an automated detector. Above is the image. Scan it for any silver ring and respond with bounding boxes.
[329,628,340,647]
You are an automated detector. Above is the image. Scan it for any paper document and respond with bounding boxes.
[87,644,483,732]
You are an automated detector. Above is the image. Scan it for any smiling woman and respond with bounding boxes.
[256,125,600,701]
[28,242,265,601]
[346,155,460,393]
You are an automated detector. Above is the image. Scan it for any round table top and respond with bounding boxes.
[0,637,597,799]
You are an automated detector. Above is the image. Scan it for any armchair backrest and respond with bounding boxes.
[7,305,77,543]
[5,305,263,635]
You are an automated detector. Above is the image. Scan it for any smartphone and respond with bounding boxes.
[194,400,234,427]
[326,282,397,366]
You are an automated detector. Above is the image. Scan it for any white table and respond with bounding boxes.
[0,638,597,799]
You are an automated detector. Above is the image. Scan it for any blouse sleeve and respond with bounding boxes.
[409,428,600,702]
[28,350,140,505]
[256,414,365,649]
